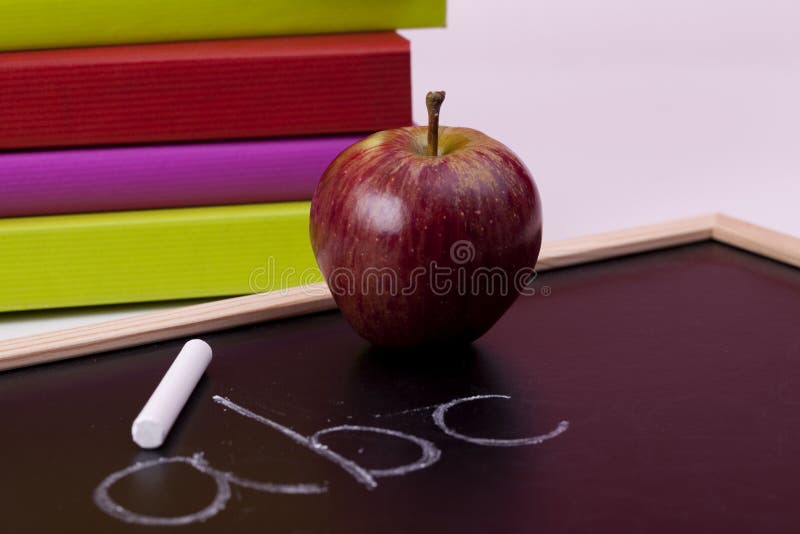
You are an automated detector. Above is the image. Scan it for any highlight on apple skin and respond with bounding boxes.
[309,92,542,347]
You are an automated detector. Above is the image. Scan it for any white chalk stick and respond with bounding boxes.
[131,339,212,449]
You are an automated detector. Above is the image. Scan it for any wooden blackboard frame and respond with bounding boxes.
[1,213,797,371]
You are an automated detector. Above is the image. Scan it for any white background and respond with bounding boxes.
[402,0,800,240]
[2,0,798,340]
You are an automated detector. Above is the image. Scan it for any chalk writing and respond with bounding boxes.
[94,394,569,526]
[433,394,570,446]
[92,453,325,527]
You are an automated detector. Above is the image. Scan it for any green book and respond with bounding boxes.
[0,203,321,312]
[0,0,446,52]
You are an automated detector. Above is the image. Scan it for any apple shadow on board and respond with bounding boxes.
[341,342,548,532]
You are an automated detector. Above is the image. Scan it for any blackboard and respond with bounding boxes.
[2,241,799,533]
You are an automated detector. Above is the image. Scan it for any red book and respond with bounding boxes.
[0,32,411,150]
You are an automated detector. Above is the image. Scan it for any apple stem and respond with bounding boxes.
[426,91,446,156]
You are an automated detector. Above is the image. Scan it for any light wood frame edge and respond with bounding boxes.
[1,213,797,371]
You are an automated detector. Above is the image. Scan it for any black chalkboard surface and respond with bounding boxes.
[2,241,800,533]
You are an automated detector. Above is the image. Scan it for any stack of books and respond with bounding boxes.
[0,1,446,312]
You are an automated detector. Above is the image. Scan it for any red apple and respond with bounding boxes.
[310,92,542,347]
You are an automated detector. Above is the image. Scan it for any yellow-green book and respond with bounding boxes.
[0,0,446,52]
[0,203,322,312]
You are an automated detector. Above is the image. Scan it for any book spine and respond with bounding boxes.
[0,0,445,52]
[0,135,363,218]
[0,203,320,312]
[0,33,410,150]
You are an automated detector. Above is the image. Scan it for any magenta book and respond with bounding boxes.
[0,135,363,217]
